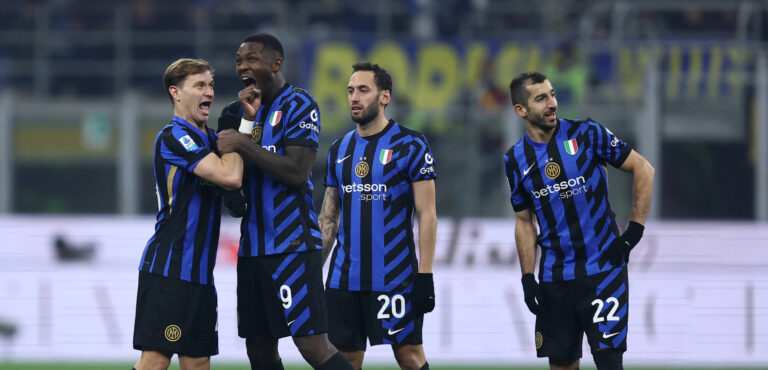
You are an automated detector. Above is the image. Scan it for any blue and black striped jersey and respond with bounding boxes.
[221,83,323,256]
[140,116,222,285]
[324,120,436,292]
[504,118,631,282]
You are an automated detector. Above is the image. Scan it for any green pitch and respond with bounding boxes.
[0,364,762,370]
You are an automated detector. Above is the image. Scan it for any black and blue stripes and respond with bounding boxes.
[325,120,436,292]
[139,116,222,285]
[224,83,323,257]
[504,118,632,282]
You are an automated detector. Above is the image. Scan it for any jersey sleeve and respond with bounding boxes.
[591,121,631,168]
[504,151,531,212]
[407,134,437,182]
[283,90,320,150]
[160,128,211,172]
[324,141,338,187]
[217,102,242,132]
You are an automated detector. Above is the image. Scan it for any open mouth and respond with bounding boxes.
[241,77,256,87]
[199,101,211,113]
[351,105,363,114]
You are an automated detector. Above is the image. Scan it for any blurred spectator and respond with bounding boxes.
[544,42,587,105]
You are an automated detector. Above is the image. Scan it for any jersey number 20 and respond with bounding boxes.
[377,294,406,319]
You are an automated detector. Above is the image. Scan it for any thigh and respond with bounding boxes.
[264,250,329,337]
[364,282,424,347]
[237,256,283,339]
[325,288,367,351]
[535,280,582,359]
[576,266,629,353]
[133,271,219,357]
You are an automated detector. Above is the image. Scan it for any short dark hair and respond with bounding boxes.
[509,72,548,107]
[352,62,393,96]
[243,33,284,59]
[163,58,213,103]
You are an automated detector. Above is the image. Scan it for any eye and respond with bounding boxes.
[248,57,258,63]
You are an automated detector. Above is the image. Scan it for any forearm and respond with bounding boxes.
[318,187,341,264]
[629,161,655,225]
[221,152,244,182]
[237,143,309,188]
[515,222,538,275]
[417,213,437,273]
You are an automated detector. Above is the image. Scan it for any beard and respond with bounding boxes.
[351,101,380,126]
[528,109,557,131]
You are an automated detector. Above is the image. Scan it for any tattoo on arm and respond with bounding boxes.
[319,187,341,264]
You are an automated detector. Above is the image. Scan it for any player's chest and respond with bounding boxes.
[522,137,593,184]
[251,109,285,151]
[336,143,408,184]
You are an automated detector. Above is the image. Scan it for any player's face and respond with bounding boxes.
[235,42,278,97]
[173,71,214,126]
[523,80,558,130]
[348,71,383,125]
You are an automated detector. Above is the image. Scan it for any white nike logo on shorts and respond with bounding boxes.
[602,332,619,339]
[388,327,404,335]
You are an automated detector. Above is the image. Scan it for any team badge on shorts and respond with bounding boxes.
[355,161,369,177]
[164,324,182,342]
[535,331,543,349]
[251,124,263,143]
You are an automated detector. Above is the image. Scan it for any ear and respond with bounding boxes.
[169,85,181,102]
[380,90,391,106]
[272,57,283,74]
[513,104,527,118]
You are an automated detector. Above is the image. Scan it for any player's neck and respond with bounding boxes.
[356,115,389,138]
[524,121,556,143]
[174,110,206,131]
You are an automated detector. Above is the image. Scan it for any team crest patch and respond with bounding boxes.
[379,149,393,164]
[544,161,560,179]
[164,324,182,342]
[564,139,578,155]
[250,123,262,143]
[178,135,198,151]
[268,111,282,127]
[535,331,543,349]
[355,161,369,177]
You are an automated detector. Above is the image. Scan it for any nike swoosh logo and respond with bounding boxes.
[523,163,536,175]
[337,155,352,164]
[602,332,619,339]
[387,327,404,335]
[287,320,296,326]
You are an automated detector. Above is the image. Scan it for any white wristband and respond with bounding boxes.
[238,118,255,134]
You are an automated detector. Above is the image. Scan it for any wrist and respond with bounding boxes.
[624,221,645,247]
[238,117,255,134]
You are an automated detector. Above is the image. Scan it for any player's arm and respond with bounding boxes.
[413,179,437,273]
[514,208,537,275]
[223,135,316,189]
[618,149,655,225]
[319,186,341,264]
[192,152,243,191]
[412,179,437,314]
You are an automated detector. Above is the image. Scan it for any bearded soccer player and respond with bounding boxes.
[215,34,353,370]
[132,58,243,370]
[318,62,437,370]
[504,71,654,370]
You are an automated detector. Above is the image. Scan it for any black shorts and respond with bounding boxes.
[237,250,328,339]
[325,281,423,351]
[535,266,629,359]
[133,271,218,357]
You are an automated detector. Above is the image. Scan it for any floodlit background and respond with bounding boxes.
[0,0,767,368]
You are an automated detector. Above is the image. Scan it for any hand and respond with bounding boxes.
[412,273,435,314]
[238,85,261,120]
[217,129,247,154]
[521,273,543,315]
[604,221,645,267]
[221,188,247,218]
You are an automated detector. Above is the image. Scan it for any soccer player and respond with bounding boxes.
[504,72,654,370]
[318,62,437,370]
[215,34,354,370]
[132,58,244,370]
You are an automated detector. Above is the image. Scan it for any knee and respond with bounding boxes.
[245,337,280,366]
[549,357,579,370]
[393,347,425,370]
[136,351,171,370]
[593,349,623,370]
[294,335,335,365]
